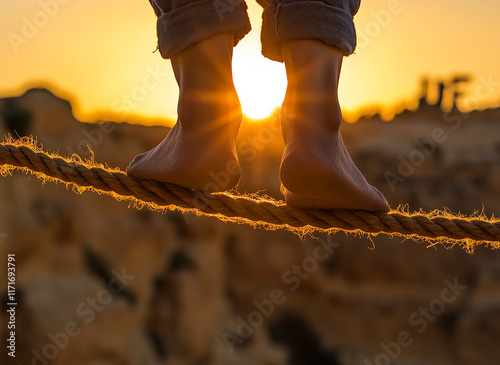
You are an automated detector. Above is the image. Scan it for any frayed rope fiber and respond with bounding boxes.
[1,138,499,252]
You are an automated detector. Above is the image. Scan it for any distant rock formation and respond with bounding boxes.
[418,75,471,112]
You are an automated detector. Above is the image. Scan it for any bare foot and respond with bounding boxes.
[280,126,390,211]
[279,40,390,211]
[127,33,242,192]
[126,121,241,191]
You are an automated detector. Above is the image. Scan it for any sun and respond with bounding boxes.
[232,51,287,120]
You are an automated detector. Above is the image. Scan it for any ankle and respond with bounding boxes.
[177,87,242,136]
[281,89,342,136]
[281,39,343,133]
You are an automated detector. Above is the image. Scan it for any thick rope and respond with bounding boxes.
[1,140,499,252]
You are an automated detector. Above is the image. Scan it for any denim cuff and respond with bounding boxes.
[156,0,251,59]
[261,0,358,62]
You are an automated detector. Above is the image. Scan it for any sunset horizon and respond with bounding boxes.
[3,70,498,128]
[2,0,500,125]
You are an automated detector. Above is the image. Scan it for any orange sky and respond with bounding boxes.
[1,0,500,124]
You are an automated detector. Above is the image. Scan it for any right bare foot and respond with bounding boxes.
[279,40,390,212]
[127,33,242,192]
[280,123,390,211]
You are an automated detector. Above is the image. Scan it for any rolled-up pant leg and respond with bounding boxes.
[257,0,361,62]
[148,0,252,59]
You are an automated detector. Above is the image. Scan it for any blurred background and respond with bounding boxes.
[1,0,500,364]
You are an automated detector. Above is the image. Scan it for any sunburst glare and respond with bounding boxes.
[232,52,287,120]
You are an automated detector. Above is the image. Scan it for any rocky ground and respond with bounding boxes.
[1,89,499,365]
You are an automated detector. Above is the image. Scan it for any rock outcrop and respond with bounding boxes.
[1,89,500,365]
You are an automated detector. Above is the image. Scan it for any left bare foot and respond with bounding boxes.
[126,33,242,192]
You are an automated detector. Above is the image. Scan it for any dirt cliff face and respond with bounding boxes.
[1,89,499,365]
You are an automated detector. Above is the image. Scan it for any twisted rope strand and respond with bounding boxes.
[1,142,499,250]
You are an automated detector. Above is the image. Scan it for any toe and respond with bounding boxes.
[369,186,391,212]
[126,153,146,175]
